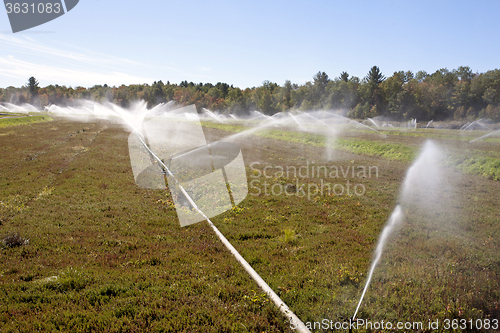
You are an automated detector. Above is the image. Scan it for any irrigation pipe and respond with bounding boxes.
[297,111,387,138]
[133,131,311,333]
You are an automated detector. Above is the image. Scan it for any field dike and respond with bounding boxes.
[0,115,53,128]
[202,122,500,180]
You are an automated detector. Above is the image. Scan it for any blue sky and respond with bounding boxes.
[1,0,499,89]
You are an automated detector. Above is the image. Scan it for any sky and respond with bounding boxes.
[1,0,499,89]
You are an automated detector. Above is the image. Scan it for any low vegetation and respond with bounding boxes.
[0,118,498,332]
[2,232,29,248]
[0,115,52,128]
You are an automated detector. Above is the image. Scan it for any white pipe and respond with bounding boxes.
[133,131,310,333]
[469,129,500,143]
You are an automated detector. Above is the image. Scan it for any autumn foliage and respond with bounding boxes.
[1,66,499,121]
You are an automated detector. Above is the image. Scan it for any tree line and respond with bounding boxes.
[1,66,499,121]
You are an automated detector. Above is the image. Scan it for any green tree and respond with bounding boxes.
[454,66,473,82]
[381,71,407,116]
[215,82,230,99]
[226,87,247,113]
[255,81,279,114]
[312,71,330,108]
[26,76,39,94]
[325,76,359,111]
[26,76,39,104]
[415,70,429,83]
[279,80,293,110]
[340,71,349,82]
[359,67,386,116]
[366,66,385,85]
[258,91,273,114]
[313,71,329,89]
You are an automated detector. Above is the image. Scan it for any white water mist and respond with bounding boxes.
[353,140,444,319]
[353,205,403,319]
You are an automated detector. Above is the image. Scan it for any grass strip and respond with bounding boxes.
[202,122,417,162]
[0,115,53,128]
[202,121,500,179]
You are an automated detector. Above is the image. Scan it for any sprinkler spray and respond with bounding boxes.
[127,108,311,333]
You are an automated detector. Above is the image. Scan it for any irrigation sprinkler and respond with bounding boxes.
[469,129,500,143]
[366,117,380,128]
[353,205,403,319]
[127,105,310,332]
[461,119,491,131]
[297,111,387,138]
[352,140,442,321]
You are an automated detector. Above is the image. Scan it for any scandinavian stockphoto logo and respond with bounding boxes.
[128,105,248,227]
[4,0,79,33]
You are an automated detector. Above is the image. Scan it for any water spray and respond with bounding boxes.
[352,205,403,319]
[469,129,500,143]
[461,119,491,131]
[353,140,442,320]
[127,107,310,333]
[366,117,380,128]
[202,108,224,123]
[297,111,387,138]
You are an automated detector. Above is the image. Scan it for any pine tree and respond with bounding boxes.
[26,77,39,95]
[340,71,349,82]
[366,66,385,85]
